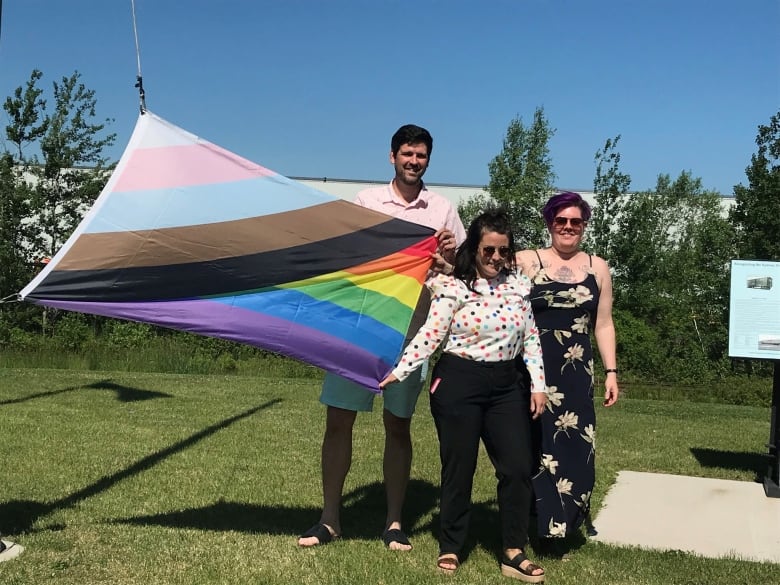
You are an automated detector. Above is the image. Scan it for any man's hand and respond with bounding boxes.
[434,229,457,264]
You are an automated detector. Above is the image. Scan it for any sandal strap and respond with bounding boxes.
[437,554,459,569]
[504,552,545,576]
[299,523,336,545]
[382,528,411,548]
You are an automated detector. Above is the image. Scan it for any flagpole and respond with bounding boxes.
[130,0,147,114]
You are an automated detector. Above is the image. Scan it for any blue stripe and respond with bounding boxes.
[210,288,405,363]
[85,175,337,233]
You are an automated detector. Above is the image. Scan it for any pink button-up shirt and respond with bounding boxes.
[355,182,467,245]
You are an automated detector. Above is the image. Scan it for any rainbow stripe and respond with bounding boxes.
[20,112,436,389]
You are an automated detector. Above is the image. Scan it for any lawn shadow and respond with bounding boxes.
[86,380,172,402]
[443,499,503,564]
[690,447,767,482]
[114,479,439,541]
[0,378,172,406]
[116,500,326,535]
[527,512,588,560]
[340,479,438,539]
[0,399,281,534]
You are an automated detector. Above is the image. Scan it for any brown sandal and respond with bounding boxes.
[500,551,545,583]
[437,553,460,575]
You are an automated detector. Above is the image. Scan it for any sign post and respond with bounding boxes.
[728,259,780,498]
[765,363,780,497]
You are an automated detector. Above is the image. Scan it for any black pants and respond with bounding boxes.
[430,353,534,556]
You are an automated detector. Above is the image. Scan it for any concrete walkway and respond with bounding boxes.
[591,471,780,564]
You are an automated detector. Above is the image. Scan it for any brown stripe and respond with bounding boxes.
[57,200,392,270]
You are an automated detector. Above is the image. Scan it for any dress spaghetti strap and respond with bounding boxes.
[532,250,544,280]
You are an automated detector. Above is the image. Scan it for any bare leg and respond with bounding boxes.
[383,408,413,551]
[298,406,356,546]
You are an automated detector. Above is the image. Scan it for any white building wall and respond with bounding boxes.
[294,176,735,216]
[293,176,597,208]
[292,177,493,207]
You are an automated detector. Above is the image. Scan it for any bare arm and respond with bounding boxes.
[514,250,540,278]
[520,288,547,419]
[380,275,459,388]
[592,256,619,407]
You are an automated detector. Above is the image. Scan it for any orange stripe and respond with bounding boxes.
[345,237,437,282]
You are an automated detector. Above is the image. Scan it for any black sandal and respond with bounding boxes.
[500,551,545,583]
[298,523,338,547]
[382,528,411,549]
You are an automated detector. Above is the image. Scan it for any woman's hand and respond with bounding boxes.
[530,392,547,419]
[379,373,398,390]
[603,378,619,407]
[430,252,453,275]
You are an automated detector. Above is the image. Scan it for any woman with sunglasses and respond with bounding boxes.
[515,191,619,546]
[381,209,547,582]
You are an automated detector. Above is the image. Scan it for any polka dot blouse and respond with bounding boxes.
[392,271,546,392]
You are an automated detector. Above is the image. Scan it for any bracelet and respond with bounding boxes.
[604,368,618,375]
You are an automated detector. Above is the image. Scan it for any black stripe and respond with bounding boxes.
[28,219,434,302]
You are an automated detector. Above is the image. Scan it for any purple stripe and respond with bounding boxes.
[37,298,389,391]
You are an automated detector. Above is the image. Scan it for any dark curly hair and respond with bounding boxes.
[452,208,516,292]
[391,124,433,156]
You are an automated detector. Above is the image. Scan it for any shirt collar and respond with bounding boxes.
[385,180,429,209]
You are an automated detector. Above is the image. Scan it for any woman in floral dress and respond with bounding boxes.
[515,191,620,540]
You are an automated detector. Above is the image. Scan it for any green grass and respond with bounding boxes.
[0,367,777,584]
[0,343,323,379]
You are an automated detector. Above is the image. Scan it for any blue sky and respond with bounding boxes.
[1,0,778,195]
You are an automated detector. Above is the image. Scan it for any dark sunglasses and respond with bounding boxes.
[553,216,584,228]
[480,246,511,258]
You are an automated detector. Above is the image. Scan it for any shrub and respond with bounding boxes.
[103,320,156,349]
[51,313,93,351]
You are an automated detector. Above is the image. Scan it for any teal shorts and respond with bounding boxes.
[320,362,427,419]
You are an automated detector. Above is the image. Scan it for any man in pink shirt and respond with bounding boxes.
[299,125,466,550]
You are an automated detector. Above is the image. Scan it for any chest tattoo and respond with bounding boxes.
[552,265,577,283]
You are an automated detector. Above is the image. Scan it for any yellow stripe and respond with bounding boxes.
[280,269,422,309]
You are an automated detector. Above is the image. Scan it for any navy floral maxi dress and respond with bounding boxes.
[528,254,599,538]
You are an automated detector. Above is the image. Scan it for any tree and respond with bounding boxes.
[457,191,492,228]
[1,72,47,305]
[608,171,734,381]
[731,110,780,260]
[590,135,631,259]
[0,152,34,300]
[1,69,115,334]
[8,71,116,259]
[459,107,555,246]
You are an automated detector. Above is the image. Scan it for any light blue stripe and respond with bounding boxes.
[85,175,337,233]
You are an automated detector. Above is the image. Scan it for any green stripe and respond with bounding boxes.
[292,279,414,335]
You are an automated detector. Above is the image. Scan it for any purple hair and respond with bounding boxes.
[542,191,592,226]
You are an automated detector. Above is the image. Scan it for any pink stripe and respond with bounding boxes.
[114,143,276,192]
